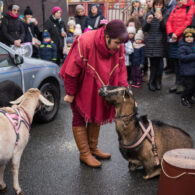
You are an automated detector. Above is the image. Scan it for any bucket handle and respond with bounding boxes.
[161,160,195,179]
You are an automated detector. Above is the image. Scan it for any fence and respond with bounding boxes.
[107,0,132,23]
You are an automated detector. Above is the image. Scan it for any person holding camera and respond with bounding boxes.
[22,6,41,57]
[143,0,167,91]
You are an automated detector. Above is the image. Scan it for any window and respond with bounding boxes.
[0,47,13,68]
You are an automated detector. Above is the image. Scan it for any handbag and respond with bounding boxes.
[32,37,41,48]
[28,27,41,48]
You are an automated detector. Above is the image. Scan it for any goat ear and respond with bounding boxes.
[10,95,24,105]
[39,95,54,106]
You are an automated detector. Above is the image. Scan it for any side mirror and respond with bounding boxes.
[14,54,23,65]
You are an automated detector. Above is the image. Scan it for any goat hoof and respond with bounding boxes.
[0,186,7,192]
[14,188,23,195]
[128,163,136,172]
[15,191,23,195]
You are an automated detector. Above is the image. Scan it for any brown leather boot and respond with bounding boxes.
[72,126,101,168]
[87,123,111,159]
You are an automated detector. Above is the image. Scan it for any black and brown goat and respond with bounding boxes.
[99,86,193,179]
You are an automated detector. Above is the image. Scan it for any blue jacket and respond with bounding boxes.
[39,41,57,62]
[178,39,195,76]
[132,43,145,66]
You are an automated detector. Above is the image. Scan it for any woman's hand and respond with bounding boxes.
[64,95,74,103]
[14,39,21,47]
[147,15,153,23]
[155,13,162,21]
[33,19,38,26]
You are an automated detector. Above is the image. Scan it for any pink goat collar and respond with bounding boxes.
[120,120,160,166]
[0,107,31,145]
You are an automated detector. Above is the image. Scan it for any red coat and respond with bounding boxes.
[166,0,194,40]
[59,27,129,124]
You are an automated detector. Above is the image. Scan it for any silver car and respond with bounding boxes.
[0,42,63,122]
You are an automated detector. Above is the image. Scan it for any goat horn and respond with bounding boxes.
[39,95,54,106]
[10,95,24,105]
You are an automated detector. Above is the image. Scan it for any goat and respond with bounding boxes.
[99,86,193,179]
[0,80,23,107]
[0,88,53,194]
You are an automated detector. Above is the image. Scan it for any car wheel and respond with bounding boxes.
[35,82,60,123]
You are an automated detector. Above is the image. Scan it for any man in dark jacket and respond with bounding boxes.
[74,4,88,32]
[44,6,67,65]
[1,4,25,46]
[87,4,105,30]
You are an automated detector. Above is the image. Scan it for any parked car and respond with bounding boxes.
[0,42,63,122]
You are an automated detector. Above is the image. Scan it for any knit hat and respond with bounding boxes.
[127,26,136,34]
[183,27,195,39]
[8,4,20,11]
[105,19,129,43]
[74,24,82,36]
[75,4,85,12]
[90,4,99,9]
[66,37,74,44]
[135,30,144,41]
[67,19,76,27]
[43,30,50,39]
[52,6,62,15]
[24,6,32,15]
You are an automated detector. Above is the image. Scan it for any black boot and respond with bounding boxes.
[155,75,162,90]
[148,64,156,91]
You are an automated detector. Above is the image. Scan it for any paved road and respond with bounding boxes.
[3,73,195,195]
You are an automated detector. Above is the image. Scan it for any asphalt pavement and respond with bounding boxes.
[2,73,195,195]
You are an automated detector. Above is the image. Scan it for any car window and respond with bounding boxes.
[0,46,14,68]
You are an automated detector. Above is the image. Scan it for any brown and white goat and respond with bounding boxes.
[99,86,193,179]
[0,88,53,194]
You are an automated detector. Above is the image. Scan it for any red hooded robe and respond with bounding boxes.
[59,27,129,124]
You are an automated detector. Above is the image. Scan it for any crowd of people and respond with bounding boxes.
[0,3,105,65]
[123,0,195,109]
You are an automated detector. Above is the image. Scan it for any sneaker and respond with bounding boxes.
[132,83,141,88]
[181,97,192,108]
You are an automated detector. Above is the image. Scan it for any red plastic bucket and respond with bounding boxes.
[158,148,195,195]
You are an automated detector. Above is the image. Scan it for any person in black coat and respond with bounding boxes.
[1,4,25,47]
[44,6,67,65]
[178,28,195,107]
[22,6,41,58]
[74,4,88,33]
[142,0,167,91]
[87,4,105,30]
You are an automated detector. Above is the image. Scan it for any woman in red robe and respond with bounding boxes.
[59,20,129,168]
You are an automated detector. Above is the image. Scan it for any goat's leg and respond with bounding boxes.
[0,165,7,191]
[12,150,24,195]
